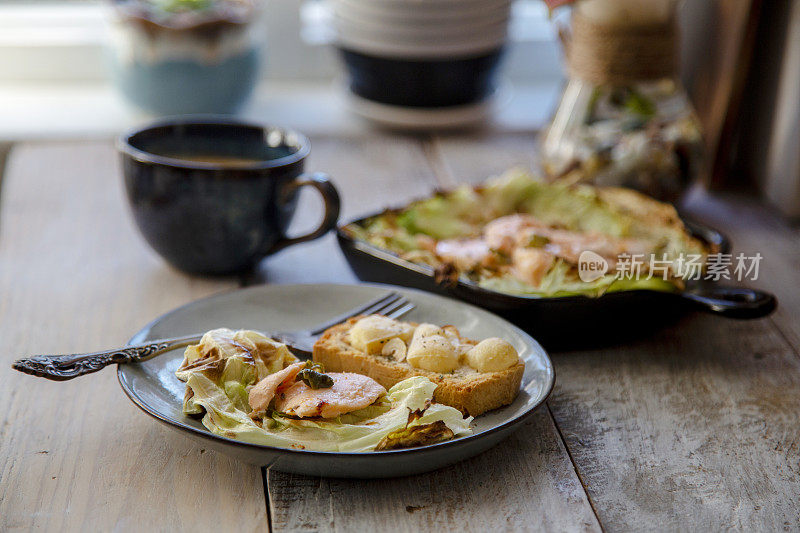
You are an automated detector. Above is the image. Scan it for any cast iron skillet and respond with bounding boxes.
[337,214,776,350]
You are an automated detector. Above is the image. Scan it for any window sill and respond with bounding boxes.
[0,80,560,142]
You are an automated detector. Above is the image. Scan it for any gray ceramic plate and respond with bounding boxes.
[118,283,554,478]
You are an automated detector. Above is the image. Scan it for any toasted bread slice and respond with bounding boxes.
[313,317,524,416]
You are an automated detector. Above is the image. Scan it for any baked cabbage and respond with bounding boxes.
[344,168,708,297]
[175,329,472,452]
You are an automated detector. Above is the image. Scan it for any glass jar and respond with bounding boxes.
[539,0,703,203]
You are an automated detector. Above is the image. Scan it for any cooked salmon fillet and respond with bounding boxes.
[435,238,491,270]
[484,213,650,268]
[274,373,386,419]
[510,248,555,286]
[248,362,305,414]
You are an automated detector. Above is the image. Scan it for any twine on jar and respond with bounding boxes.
[563,11,678,85]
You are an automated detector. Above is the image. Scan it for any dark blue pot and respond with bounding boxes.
[339,47,504,108]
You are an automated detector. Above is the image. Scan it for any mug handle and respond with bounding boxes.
[267,172,341,254]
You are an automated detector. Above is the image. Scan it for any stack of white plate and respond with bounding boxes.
[333,0,512,60]
[332,0,512,128]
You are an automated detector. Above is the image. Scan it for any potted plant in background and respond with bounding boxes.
[332,0,512,129]
[107,0,262,115]
[539,0,703,203]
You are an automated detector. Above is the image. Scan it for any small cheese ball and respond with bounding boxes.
[465,337,519,372]
[407,333,459,373]
[413,323,446,339]
[442,325,461,340]
[381,337,407,361]
[348,315,414,354]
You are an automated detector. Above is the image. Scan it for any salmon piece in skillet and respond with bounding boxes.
[435,238,491,270]
[484,213,650,268]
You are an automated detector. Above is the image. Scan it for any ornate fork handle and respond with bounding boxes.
[11,334,202,381]
[12,291,415,382]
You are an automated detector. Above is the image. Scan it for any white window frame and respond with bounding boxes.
[0,0,561,84]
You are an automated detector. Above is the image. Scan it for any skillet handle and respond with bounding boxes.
[679,286,777,319]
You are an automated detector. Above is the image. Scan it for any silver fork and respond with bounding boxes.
[11,291,415,382]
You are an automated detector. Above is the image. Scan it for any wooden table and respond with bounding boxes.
[1,134,799,532]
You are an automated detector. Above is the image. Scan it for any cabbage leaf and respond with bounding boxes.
[176,330,472,452]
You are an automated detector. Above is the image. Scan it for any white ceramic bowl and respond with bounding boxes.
[332,0,511,55]
[332,0,511,59]
[336,31,506,59]
[335,0,510,16]
[333,15,509,44]
[345,80,511,129]
[333,6,509,30]
[334,0,510,23]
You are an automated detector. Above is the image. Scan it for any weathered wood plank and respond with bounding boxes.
[428,133,539,189]
[265,134,601,533]
[0,142,266,532]
[683,190,800,354]
[550,313,800,530]
[433,132,800,530]
[269,410,600,533]
[424,133,537,188]
[249,133,438,285]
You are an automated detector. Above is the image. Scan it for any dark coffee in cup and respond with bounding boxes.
[118,117,340,274]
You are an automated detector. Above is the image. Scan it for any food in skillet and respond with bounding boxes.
[176,328,472,452]
[314,315,524,416]
[341,169,710,297]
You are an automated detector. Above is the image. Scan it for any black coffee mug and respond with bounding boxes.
[118,117,340,274]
